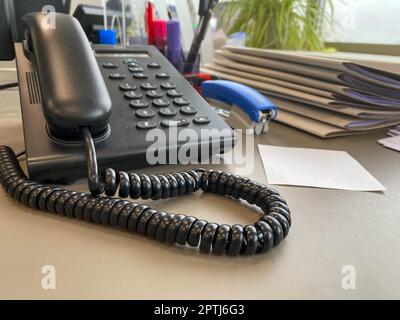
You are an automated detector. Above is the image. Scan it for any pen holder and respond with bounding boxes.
[181,52,201,75]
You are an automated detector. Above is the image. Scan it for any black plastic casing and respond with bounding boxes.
[15,42,236,182]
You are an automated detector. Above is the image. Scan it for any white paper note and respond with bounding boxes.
[258,145,386,191]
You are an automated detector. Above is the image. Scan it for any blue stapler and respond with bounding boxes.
[201,80,277,135]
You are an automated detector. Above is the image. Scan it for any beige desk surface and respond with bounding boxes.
[1,66,400,300]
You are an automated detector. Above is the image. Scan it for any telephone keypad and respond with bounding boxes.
[103,55,213,130]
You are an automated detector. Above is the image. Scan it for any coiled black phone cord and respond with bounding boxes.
[0,139,291,256]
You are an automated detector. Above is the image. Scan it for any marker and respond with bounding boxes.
[167,20,182,71]
[153,19,167,53]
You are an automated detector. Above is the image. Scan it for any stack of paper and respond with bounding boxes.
[201,46,400,138]
[378,125,400,152]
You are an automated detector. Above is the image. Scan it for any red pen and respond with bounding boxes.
[145,1,155,45]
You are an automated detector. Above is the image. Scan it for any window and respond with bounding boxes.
[325,0,400,46]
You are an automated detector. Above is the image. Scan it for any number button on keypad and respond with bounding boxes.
[159,107,178,117]
[167,89,183,98]
[146,90,164,99]
[123,58,137,64]
[161,119,190,127]
[128,67,144,73]
[127,62,139,68]
[173,97,190,106]
[103,62,118,69]
[125,91,143,99]
[119,83,137,91]
[147,62,161,68]
[152,98,171,107]
[180,106,197,115]
[136,109,155,119]
[133,73,149,79]
[141,82,158,90]
[109,73,126,80]
[193,116,210,124]
[156,72,170,79]
[137,121,157,130]
[130,100,149,108]
[160,82,177,90]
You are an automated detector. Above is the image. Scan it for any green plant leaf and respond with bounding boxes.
[219,0,333,51]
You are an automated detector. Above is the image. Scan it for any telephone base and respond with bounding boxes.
[15,43,235,182]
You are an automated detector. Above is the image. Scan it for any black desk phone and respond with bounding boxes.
[0,13,291,256]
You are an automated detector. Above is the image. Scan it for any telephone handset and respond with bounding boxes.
[0,13,291,256]
[22,13,112,140]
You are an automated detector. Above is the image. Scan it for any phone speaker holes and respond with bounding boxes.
[25,72,41,105]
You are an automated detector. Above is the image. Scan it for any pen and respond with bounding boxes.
[183,0,219,74]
